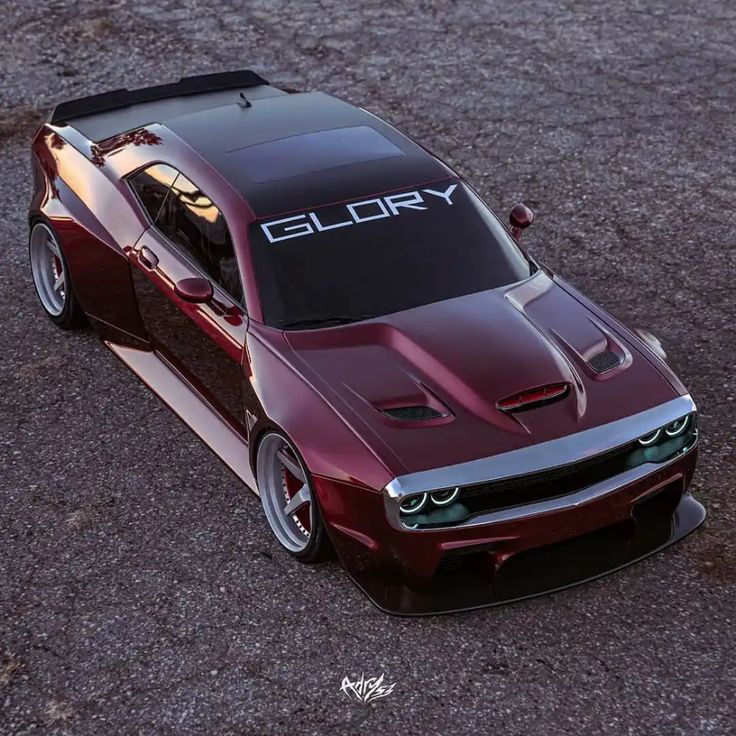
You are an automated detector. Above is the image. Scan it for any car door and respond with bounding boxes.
[127,164,248,432]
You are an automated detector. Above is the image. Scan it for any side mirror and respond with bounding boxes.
[509,203,534,241]
[174,277,213,304]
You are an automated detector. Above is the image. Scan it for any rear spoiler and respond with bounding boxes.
[49,69,269,124]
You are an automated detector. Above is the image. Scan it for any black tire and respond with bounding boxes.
[28,220,85,330]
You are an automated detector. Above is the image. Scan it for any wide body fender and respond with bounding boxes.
[244,322,395,494]
[30,125,148,347]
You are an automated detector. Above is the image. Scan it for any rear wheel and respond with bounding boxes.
[29,221,84,329]
[256,431,330,562]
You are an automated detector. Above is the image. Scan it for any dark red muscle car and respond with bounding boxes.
[29,70,703,614]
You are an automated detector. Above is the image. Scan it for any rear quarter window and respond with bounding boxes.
[129,163,178,223]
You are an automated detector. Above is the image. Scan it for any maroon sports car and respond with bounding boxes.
[29,70,703,614]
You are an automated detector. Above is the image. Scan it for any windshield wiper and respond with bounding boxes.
[281,314,376,330]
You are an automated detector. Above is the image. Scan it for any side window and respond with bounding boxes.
[156,172,243,304]
[129,164,178,223]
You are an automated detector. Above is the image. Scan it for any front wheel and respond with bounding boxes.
[256,431,330,562]
[29,221,84,330]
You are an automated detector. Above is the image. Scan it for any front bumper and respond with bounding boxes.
[314,395,704,615]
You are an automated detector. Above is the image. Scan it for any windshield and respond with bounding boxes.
[249,179,532,329]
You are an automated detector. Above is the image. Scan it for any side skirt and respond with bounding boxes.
[106,342,257,493]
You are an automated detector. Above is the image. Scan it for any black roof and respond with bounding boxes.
[57,71,448,217]
[165,91,448,215]
[59,74,284,143]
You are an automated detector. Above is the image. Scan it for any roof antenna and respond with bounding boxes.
[237,91,252,108]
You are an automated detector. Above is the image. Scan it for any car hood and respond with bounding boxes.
[284,272,678,477]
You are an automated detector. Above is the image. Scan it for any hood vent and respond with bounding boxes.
[382,406,444,422]
[588,349,622,374]
[496,382,570,413]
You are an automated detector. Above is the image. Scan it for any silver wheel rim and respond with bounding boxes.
[257,433,314,553]
[30,223,67,317]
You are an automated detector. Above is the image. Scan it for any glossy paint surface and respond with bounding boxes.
[281,271,679,477]
[28,86,703,613]
[130,227,248,430]
[107,343,255,489]
[314,447,700,614]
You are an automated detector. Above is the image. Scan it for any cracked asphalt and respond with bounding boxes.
[1,1,735,734]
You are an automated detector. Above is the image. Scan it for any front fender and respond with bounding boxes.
[245,323,394,493]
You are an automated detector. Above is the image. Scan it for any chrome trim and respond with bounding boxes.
[425,456,690,530]
[387,433,698,532]
[384,395,697,532]
[385,394,695,499]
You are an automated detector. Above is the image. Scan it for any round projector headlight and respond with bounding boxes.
[639,428,662,446]
[430,487,460,506]
[399,493,427,515]
[665,416,689,437]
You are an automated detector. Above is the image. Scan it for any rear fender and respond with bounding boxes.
[30,126,148,347]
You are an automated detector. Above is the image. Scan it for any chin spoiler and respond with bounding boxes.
[317,395,703,615]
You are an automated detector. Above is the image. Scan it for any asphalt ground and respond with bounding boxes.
[1,1,735,734]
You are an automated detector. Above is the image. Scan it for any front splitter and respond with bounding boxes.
[346,493,706,616]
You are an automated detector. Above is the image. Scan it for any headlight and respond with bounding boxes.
[639,428,662,446]
[665,416,689,437]
[639,414,694,446]
[399,493,427,514]
[430,487,460,506]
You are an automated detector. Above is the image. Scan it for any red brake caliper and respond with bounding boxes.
[282,467,311,535]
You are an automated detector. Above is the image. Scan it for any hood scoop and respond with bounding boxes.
[588,349,623,374]
[496,382,570,413]
[382,405,445,422]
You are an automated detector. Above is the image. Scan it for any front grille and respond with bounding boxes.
[459,440,638,514]
[396,412,697,530]
[588,349,622,373]
[383,406,443,421]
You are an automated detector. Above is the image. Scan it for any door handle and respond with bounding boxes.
[137,246,159,270]
[209,296,245,326]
